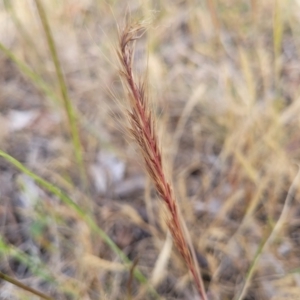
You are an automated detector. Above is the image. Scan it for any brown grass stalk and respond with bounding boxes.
[117,22,207,300]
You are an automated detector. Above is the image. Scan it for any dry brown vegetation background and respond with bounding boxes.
[1,0,300,299]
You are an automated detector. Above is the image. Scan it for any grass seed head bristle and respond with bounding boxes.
[118,21,208,300]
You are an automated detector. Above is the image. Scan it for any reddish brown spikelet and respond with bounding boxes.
[117,22,207,300]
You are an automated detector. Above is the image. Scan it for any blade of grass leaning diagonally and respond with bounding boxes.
[0,238,55,284]
[3,0,45,67]
[0,42,61,106]
[0,238,67,298]
[0,271,54,300]
[0,150,160,299]
[33,0,87,190]
[117,22,207,300]
[0,236,82,299]
[0,237,97,298]
[234,167,300,300]
[0,42,113,150]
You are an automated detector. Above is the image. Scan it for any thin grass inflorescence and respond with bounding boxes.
[117,22,207,300]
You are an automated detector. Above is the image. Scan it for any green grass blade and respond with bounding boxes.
[0,42,111,150]
[0,42,60,106]
[34,0,87,190]
[0,150,159,298]
[0,238,79,297]
[234,234,268,300]
[0,238,56,284]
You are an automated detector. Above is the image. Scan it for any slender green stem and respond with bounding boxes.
[0,238,56,284]
[0,42,60,105]
[0,150,159,298]
[0,238,81,297]
[0,150,125,265]
[0,42,112,150]
[234,233,268,300]
[34,0,87,190]
[235,168,300,300]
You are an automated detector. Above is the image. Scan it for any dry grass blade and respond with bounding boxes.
[117,22,207,300]
[0,272,53,300]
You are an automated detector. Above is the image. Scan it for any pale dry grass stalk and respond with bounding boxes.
[117,22,207,300]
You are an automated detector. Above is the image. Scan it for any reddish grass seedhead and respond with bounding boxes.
[117,22,207,300]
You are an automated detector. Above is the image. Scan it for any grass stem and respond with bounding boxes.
[34,0,87,190]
